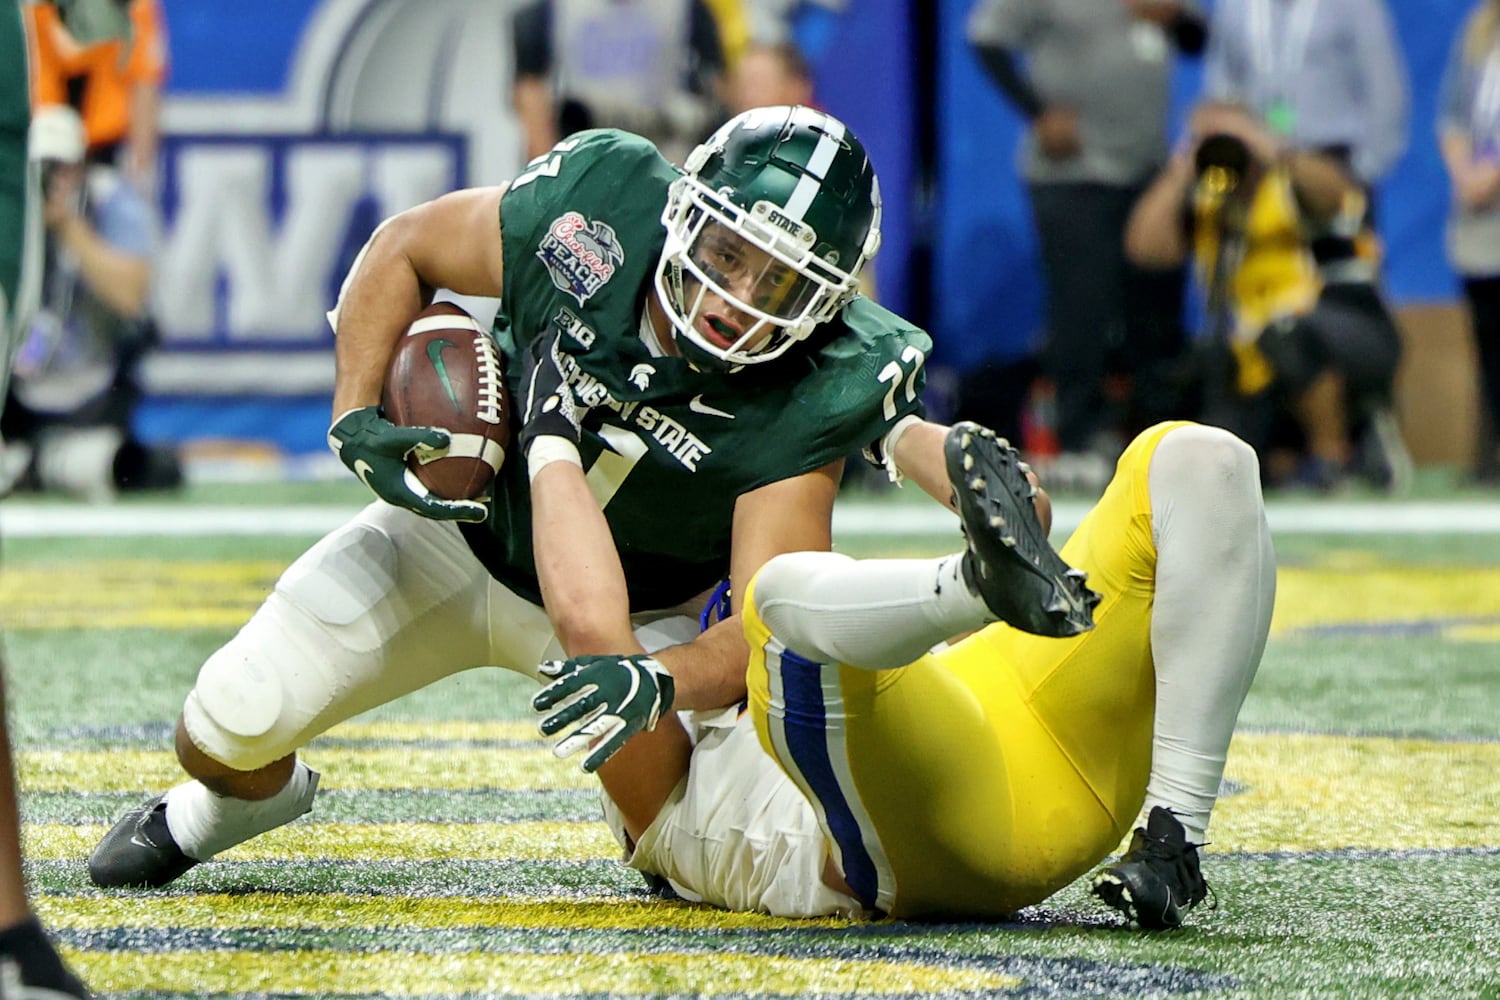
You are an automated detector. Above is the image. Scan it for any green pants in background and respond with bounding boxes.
[1,0,36,397]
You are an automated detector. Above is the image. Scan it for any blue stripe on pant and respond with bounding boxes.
[775,645,879,909]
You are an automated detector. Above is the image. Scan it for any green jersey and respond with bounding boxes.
[1,0,32,385]
[463,130,930,611]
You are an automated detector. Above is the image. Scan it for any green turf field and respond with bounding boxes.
[4,489,1499,999]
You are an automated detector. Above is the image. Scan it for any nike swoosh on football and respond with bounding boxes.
[688,395,735,419]
[426,338,463,411]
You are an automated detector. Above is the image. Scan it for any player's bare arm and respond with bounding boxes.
[626,461,843,711]
[692,459,843,678]
[563,462,848,842]
[531,460,638,656]
[528,457,694,841]
[326,186,511,522]
[729,461,842,604]
[518,325,643,658]
[526,439,693,842]
[540,461,844,843]
[884,419,1053,534]
[330,185,508,416]
[1126,155,1195,268]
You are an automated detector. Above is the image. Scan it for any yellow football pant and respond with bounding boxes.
[746,422,1188,919]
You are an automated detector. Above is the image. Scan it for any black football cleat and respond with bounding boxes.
[88,795,200,889]
[1091,806,1212,930]
[945,421,1099,637]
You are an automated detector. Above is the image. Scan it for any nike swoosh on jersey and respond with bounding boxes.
[688,395,736,419]
[426,338,463,411]
[353,459,377,489]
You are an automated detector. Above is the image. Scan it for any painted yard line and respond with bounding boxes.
[20,746,597,792]
[4,498,1500,537]
[38,894,847,931]
[31,820,621,862]
[49,949,1027,997]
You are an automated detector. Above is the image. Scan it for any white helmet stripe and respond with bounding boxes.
[783,115,846,220]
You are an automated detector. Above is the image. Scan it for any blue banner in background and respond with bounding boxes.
[810,0,915,321]
[141,0,525,462]
[1378,0,1471,305]
[162,0,317,94]
[140,0,1474,461]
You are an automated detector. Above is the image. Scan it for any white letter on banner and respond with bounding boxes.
[154,144,362,339]
[155,141,460,344]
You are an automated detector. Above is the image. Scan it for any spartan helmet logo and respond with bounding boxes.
[629,363,656,391]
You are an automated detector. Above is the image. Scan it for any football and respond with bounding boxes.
[381,301,511,500]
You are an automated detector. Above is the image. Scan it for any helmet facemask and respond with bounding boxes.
[653,106,882,372]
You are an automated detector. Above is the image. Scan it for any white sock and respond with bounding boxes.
[1143,426,1276,844]
[754,551,990,670]
[164,761,320,860]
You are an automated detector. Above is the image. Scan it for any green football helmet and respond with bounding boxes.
[655,105,882,370]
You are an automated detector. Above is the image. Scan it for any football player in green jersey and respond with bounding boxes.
[88,105,1097,891]
[0,2,92,994]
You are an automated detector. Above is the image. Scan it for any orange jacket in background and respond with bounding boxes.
[25,0,167,154]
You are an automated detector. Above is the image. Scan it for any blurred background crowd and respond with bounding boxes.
[10,0,1500,499]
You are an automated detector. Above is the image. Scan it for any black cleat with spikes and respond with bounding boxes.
[1091,806,1213,930]
[88,794,200,889]
[944,421,1099,637]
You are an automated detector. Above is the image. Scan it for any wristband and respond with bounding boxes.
[527,436,583,481]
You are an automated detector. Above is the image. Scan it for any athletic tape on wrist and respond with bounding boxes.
[527,436,583,480]
[877,414,923,484]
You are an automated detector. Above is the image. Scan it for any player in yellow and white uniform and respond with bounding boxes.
[532,415,1275,928]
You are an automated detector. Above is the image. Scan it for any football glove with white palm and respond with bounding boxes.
[532,654,676,772]
[327,405,487,522]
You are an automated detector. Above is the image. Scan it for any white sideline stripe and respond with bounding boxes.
[1,499,1498,538]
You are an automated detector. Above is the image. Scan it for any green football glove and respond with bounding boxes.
[327,406,487,522]
[532,654,676,772]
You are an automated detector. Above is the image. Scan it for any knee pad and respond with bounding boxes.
[189,643,285,741]
[750,551,849,654]
[749,551,814,614]
[1153,424,1258,486]
[1150,426,1263,537]
[182,637,298,771]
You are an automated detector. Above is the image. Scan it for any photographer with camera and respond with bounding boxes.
[1125,101,1410,492]
[0,102,180,501]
